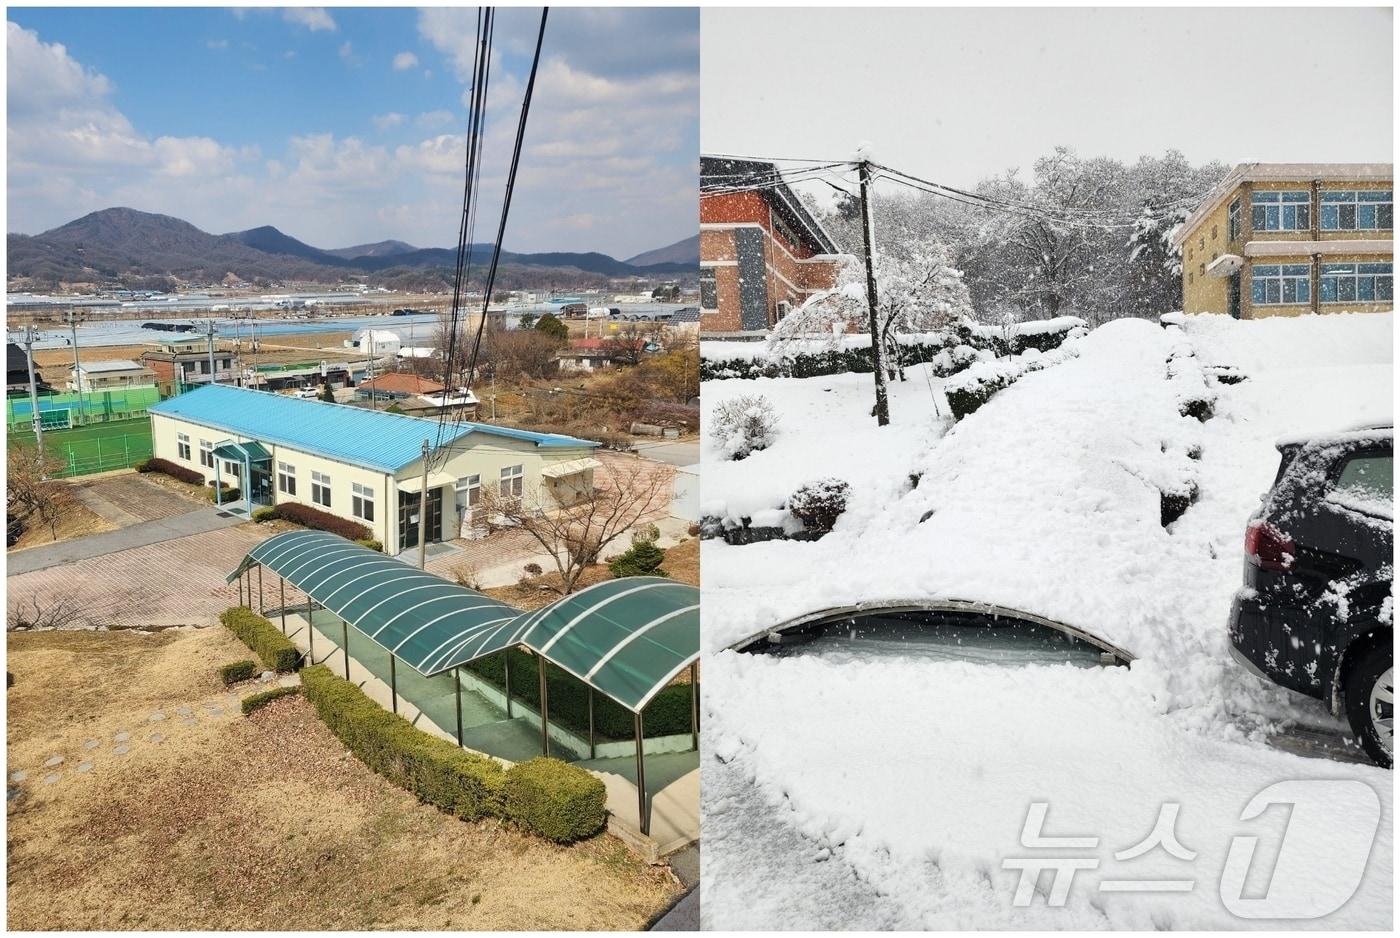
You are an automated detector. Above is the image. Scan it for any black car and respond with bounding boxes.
[1228,424,1393,767]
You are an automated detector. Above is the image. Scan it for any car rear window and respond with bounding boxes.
[1330,452,1393,518]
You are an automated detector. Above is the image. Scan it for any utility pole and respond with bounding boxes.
[858,159,890,427]
[417,438,430,570]
[67,309,85,425]
[22,326,44,465]
[206,319,217,385]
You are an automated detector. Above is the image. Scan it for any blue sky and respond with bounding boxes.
[7,6,699,258]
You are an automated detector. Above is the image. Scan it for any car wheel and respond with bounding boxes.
[1344,641,1393,769]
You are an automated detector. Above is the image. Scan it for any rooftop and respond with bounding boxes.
[358,372,447,395]
[1175,161,1395,244]
[76,359,148,374]
[149,383,596,473]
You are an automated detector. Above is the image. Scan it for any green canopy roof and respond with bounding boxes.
[228,530,699,712]
[213,439,273,462]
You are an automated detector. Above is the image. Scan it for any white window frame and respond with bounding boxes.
[199,438,214,468]
[1251,190,1311,232]
[456,473,482,507]
[1319,262,1393,305]
[311,470,332,508]
[499,464,524,498]
[176,432,191,461]
[277,461,297,496]
[1319,190,1393,232]
[351,482,375,522]
[1251,263,1312,306]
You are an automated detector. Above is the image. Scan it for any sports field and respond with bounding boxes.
[9,418,154,477]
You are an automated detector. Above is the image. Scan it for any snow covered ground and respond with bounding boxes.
[701,312,1393,928]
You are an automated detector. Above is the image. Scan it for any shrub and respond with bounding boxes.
[252,506,280,523]
[241,685,300,715]
[502,757,607,843]
[206,483,241,503]
[355,538,384,552]
[609,537,667,578]
[787,479,851,534]
[709,394,778,460]
[220,607,301,673]
[275,502,372,541]
[300,665,506,822]
[220,659,257,686]
[523,562,544,577]
[137,457,204,486]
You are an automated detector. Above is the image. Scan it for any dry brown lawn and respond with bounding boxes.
[6,629,680,931]
[481,538,698,612]
[8,491,116,552]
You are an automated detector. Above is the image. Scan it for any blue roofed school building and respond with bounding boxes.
[148,384,601,551]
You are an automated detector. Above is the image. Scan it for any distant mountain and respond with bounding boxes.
[624,234,699,268]
[6,207,697,288]
[325,239,418,260]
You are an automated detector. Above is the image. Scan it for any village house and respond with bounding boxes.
[700,156,849,335]
[68,359,156,394]
[1174,162,1392,319]
[148,384,600,551]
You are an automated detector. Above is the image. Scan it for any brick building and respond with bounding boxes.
[1173,163,1392,319]
[700,156,848,335]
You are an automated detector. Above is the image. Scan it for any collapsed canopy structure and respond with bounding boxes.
[226,529,699,713]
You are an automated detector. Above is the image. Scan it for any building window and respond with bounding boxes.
[199,439,214,468]
[352,482,375,522]
[311,470,331,508]
[277,461,296,496]
[177,433,191,461]
[1251,264,1312,305]
[1251,190,1311,231]
[1320,191,1393,231]
[499,464,524,498]
[457,473,481,507]
[1228,199,1241,240]
[1320,262,1392,303]
[1211,224,1218,241]
[1188,272,1193,284]
[700,268,717,310]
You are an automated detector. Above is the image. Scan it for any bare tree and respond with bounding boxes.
[603,322,660,367]
[481,460,672,595]
[7,443,67,540]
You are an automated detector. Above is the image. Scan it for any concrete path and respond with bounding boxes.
[7,506,244,576]
[650,886,699,931]
[629,440,700,468]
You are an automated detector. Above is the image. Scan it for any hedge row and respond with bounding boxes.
[943,347,1078,421]
[220,659,257,685]
[300,665,606,842]
[254,503,372,542]
[135,457,204,486]
[702,318,1084,381]
[242,685,300,715]
[220,607,301,673]
[463,647,692,741]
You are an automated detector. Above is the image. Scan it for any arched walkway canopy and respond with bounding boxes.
[227,530,699,712]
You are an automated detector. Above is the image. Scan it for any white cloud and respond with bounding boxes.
[372,112,405,131]
[206,38,229,51]
[415,110,455,129]
[392,51,418,71]
[282,8,336,33]
[337,40,360,67]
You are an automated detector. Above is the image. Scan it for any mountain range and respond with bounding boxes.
[6,208,698,290]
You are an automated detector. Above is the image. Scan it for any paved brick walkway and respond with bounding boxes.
[7,524,268,629]
[72,474,201,526]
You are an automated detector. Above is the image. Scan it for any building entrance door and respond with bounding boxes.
[1228,272,1241,319]
[398,487,444,551]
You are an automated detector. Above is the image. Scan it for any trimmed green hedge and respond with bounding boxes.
[503,757,608,843]
[464,647,692,741]
[300,666,606,841]
[241,685,300,715]
[206,484,241,503]
[136,457,205,485]
[220,659,256,686]
[220,607,301,673]
[274,502,372,541]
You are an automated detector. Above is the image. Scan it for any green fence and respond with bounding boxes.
[7,386,163,430]
[8,418,154,478]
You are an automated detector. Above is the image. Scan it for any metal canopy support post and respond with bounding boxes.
[390,654,399,714]
[690,661,699,752]
[635,712,648,837]
[307,597,314,663]
[215,459,223,506]
[588,688,596,759]
[503,651,512,717]
[454,667,464,746]
[238,573,244,608]
[538,655,550,757]
[279,578,286,634]
[257,564,264,615]
[341,619,350,680]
